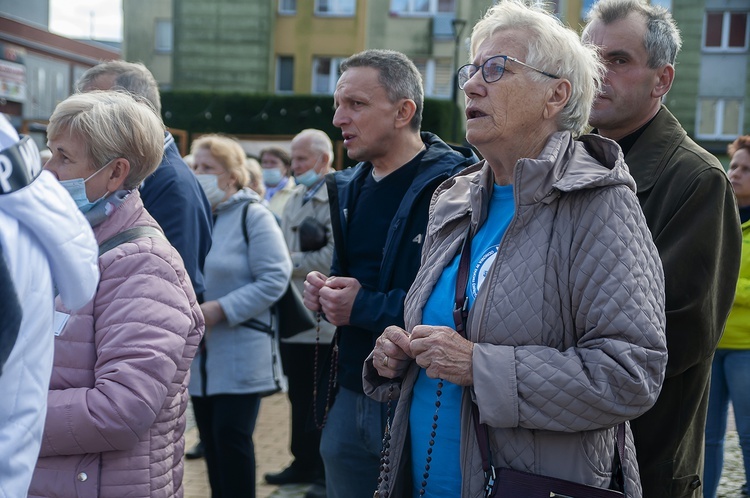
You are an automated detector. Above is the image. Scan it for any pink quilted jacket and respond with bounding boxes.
[28,190,204,498]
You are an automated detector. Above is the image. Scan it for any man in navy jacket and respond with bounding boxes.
[304,49,476,498]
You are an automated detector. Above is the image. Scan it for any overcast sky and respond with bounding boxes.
[48,0,122,41]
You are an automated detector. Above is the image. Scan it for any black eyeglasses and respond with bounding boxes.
[457,55,560,89]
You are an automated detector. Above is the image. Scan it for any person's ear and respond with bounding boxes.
[652,64,674,99]
[543,78,572,121]
[318,152,331,172]
[228,171,240,189]
[105,158,130,192]
[394,99,417,130]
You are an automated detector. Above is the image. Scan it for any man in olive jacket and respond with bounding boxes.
[583,1,742,497]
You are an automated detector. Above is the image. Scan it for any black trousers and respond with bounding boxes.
[280,341,330,476]
[192,393,261,498]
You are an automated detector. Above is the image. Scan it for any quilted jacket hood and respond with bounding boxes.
[0,171,99,310]
[428,131,634,236]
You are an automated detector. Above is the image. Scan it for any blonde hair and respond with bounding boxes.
[244,157,266,197]
[470,0,605,137]
[190,134,249,190]
[47,90,165,189]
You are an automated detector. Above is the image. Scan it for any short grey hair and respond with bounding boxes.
[293,128,334,168]
[340,49,424,132]
[47,91,165,189]
[585,0,682,67]
[77,61,162,115]
[470,0,605,137]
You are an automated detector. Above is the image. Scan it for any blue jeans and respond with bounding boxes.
[320,386,387,498]
[703,349,750,498]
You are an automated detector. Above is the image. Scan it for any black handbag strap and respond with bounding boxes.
[452,228,626,498]
[98,226,167,256]
[241,199,258,245]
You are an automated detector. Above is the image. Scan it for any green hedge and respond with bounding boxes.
[160,91,460,145]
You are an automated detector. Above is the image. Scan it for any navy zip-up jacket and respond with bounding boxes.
[140,133,213,299]
[325,131,477,393]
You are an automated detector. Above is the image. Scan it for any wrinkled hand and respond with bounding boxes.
[373,326,414,379]
[303,271,327,312]
[318,276,361,327]
[200,300,226,328]
[410,325,474,386]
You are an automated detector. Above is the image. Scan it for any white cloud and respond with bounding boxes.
[48,0,122,41]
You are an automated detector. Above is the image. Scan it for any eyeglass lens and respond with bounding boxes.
[458,56,507,89]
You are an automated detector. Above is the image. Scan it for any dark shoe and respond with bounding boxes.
[304,483,326,498]
[264,465,318,485]
[185,440,204,460]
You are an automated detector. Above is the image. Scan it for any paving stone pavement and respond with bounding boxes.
[183,393,747,498]
[184,393,311,498]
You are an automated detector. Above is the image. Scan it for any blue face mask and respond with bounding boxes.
[295,168,321,188]
[59,161,112,213]
[262,167,284,187]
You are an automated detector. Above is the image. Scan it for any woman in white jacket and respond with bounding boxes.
[0,115,99,497]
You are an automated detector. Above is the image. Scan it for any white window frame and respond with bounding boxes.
[276,56,294,94]
[311,57,344,94]
[154,19,173,54]
[314,0,356,17]
[413,58,452,99]
[279,0,297,15]
[695,98,744,140]
[389,0,455,17]
[702,11,749,53]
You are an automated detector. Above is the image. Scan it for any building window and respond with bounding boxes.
[279,0,296,15]
[649,0,671,11]
[312,57,343,94]
[155,20,173,53]
[413,57,452,99]
[390,0,455,16]
[696,98,743,139]
[703,11,748,51]
[276,56,294,93]
[315,0,356,16]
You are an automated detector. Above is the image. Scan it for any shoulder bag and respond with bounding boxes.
[241,201,316,339]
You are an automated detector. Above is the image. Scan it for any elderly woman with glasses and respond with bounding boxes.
[365,2,667,497]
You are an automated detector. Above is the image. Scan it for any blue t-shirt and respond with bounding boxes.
[409,183,514,497]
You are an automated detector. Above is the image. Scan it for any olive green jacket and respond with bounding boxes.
[625,106,741,498]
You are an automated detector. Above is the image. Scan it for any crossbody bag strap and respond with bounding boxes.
[241,199,258,245]
[452,227,499,496]
[98,226,167,256]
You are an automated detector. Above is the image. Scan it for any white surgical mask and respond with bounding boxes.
[59,161,113,213]
[196,173,226,207]
[262,168,284,187]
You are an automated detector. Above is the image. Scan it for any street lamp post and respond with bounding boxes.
[451,18,467,144]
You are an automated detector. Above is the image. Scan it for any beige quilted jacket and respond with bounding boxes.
[364,131,667,498]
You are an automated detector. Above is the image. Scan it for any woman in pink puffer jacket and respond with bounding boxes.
[28,90,204,498]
